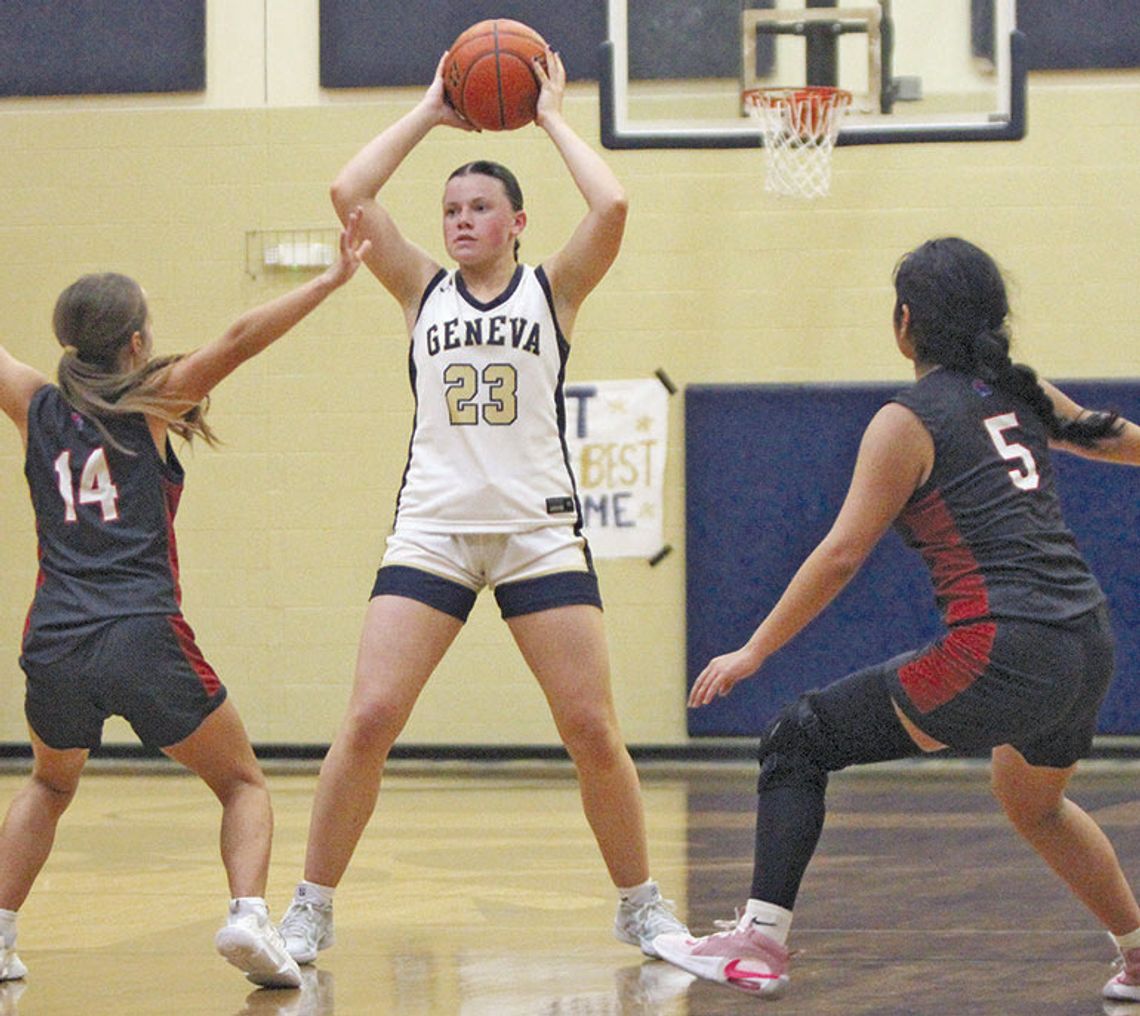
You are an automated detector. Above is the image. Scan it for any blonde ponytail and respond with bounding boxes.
[53,274,218,452]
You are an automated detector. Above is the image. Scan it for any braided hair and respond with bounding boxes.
[893,238,1121,448]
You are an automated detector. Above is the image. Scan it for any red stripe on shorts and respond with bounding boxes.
[167,614,222,696]
[897,621,997,714]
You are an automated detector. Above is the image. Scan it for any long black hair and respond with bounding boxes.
[447,161,524,261]
[893,237,1121,448]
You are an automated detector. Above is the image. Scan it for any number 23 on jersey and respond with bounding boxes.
[443,362,519,426]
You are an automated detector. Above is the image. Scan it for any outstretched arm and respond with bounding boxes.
[534,50,628,336]
[1042,379,1140,465]
[688,403,932,707]
[0,346,48,443]
[160,210,371,406]
[329,55,473,320]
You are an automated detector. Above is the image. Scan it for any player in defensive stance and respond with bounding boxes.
[0,213,369,989]
[652,237,1140,1002]
[280,50,686,961]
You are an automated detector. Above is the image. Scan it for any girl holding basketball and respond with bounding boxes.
[0,213,369,989]
[279,48,687,962]
[650,237,1140,1004]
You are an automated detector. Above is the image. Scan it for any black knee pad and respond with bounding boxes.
[755,694,833,795]
[756,671,924,795]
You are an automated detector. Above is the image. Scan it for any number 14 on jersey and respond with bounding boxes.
[53,448,120,522]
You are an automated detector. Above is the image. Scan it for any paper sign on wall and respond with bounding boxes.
[564,379,669,559]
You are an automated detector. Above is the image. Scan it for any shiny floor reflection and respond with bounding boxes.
[0,760,1136,1014]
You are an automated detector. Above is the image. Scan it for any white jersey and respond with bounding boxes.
[393,264,582,533]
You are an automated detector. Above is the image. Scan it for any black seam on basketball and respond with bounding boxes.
[494,22,506,129]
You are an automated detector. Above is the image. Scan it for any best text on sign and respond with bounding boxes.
[564,380,669,558]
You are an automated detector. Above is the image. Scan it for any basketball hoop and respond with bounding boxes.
[743,86,852,200]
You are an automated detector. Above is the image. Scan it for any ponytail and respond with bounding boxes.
[53,273,217,453]
[57,348,216,453]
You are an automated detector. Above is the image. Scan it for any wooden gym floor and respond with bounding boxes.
[0,758,1136,1015]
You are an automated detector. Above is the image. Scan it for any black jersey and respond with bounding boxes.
[23,385,185,633]
[891,369,1104,626]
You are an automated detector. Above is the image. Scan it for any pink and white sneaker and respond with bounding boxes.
[1104,945,1140,1002]
[652,912,790,998]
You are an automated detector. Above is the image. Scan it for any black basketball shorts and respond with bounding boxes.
[884,605,1114,768]
[21,614,227,751]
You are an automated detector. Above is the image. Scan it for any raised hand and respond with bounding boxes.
[428,52,480,131]
[533,47,565,127]
[322,207,373,288]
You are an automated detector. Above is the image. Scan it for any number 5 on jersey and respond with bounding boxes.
[984,413,1040,491]
[53,448,120,522]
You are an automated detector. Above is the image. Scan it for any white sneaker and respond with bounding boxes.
[653,911,790,998]
[1105,945,1140,1002]
[280,899,334,965]
[614,885,689,958]
[0,938,25,982]
[216,910,302,989]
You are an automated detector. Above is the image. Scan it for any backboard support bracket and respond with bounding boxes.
[742,7,886,113]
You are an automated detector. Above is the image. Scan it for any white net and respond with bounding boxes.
[744,87,852,200]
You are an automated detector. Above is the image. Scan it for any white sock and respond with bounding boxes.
[0,909,16,945]
[295,880,335,908]
[1114,927,1140,953]
[744,898,794,946]
[228,896,269,922]
[617,879,658,907]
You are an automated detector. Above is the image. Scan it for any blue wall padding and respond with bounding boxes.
[684,381,1140,737]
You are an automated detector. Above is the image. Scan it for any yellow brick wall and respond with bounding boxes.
[0,20,1136,747]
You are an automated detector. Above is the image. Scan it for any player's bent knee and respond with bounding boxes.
[30,771,80,811]
[990,776,1063,830]
[755,696,835,794]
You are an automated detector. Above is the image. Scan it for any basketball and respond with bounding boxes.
[443,19,548,131]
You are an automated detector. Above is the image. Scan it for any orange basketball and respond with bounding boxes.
[443,19,548,131]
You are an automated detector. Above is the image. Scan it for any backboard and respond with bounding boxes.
[600,0,1025,149]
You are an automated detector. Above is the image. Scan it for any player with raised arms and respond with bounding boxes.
[0,213,370,989]
[279,36,688,963]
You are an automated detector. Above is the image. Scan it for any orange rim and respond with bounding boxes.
[742,86,853,110]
